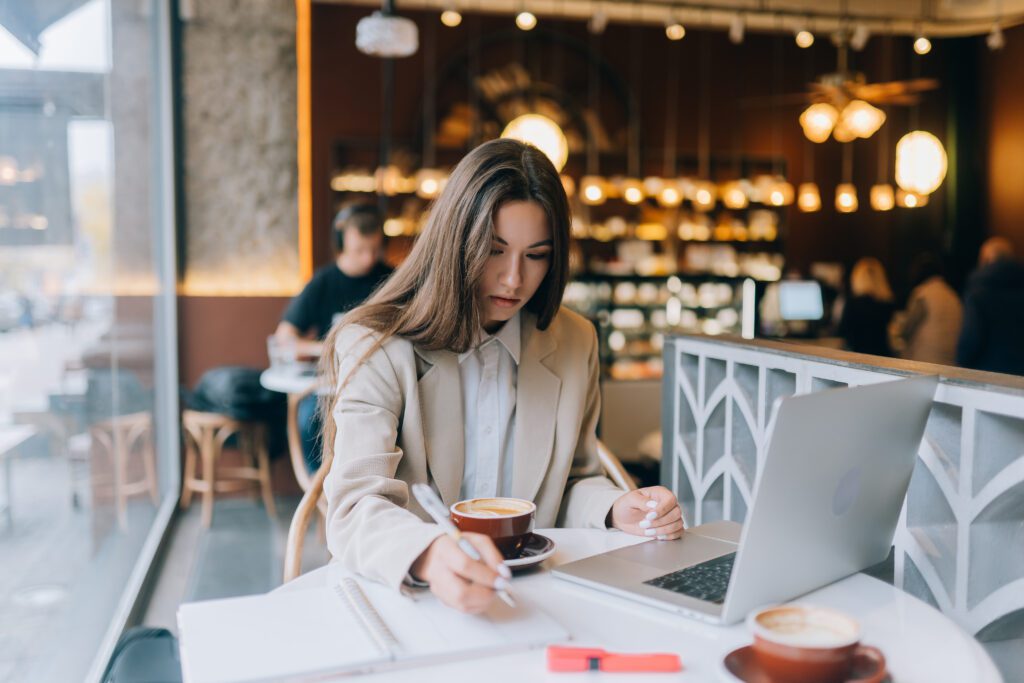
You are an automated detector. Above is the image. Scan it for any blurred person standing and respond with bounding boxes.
[956,237,1024,375]
[275,203,393,471]
[838,257,896,357]
[897,254,963,366]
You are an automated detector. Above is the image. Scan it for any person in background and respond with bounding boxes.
[838,257,896,356]
[275,202,393,471]
[897,253,963,366]
[320,139,684,614]
[956,237,1024,375]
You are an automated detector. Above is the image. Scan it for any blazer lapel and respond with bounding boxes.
[511,320,561,501]
[414,347,465,507]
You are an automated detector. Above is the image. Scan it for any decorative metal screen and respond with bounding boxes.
[662,336,1024,652]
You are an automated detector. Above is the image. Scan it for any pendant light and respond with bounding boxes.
[690,31,717,212]
[869,36,894,211]
[835,144,858,213]
[416,21,445,200]
[581,24,606,206]
[656,28,683,209]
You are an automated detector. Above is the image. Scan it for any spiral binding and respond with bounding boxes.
[335,578,401,658]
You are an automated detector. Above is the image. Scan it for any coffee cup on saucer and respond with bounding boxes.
[746,604,887,683]
[450,497,535,559]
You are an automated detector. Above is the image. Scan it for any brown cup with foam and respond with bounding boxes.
[747,605,887,683]
[449,497,536,559]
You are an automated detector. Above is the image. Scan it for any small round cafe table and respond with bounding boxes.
[278,528,1001,682]
[259,365,328,396]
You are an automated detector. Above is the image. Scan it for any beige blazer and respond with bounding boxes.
[323,307,623,591]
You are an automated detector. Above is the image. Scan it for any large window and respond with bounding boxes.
[0,1,177,680]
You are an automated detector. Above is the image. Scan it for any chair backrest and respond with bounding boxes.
[285,384,318,493]
[281,440,635,583]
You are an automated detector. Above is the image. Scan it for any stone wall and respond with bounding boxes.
[180,0,299,294]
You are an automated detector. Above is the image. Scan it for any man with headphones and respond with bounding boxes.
[274,202,393,470]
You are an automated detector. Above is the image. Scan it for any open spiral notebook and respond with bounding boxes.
[177,576,569,682]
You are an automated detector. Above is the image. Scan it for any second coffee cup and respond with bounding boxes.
[450,497,536,559]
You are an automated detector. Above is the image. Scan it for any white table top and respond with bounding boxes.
[259,364,327,396]
[278,528,1001,682]
[0,425,35,458]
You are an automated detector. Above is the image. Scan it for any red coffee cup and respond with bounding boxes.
[450,497,536,559]
[747,604,887,683]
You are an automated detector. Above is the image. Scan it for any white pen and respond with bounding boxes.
[411,483,517,608]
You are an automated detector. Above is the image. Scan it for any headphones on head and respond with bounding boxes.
[333,203,380,252]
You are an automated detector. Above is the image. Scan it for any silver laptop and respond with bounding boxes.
[554,375,938,625]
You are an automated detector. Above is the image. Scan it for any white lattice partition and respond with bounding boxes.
[662,335,1024,656]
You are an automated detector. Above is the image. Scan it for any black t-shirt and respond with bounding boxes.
[281,262,393,340]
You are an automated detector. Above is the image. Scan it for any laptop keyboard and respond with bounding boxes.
[643,552,736,604]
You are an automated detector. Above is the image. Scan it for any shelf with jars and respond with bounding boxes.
[563,273,765,381]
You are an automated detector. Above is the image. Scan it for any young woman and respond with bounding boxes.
[838,257,896,357]
[319,139,684,614]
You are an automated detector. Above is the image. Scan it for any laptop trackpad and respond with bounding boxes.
[609,530,738,571]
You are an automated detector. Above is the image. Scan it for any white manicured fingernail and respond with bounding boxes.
[639,519,651,529]
[497,563,512,579]
[645,529,657,537]
[646,500,658,509]
[657,535,668,540]
[645,511,657,520]
[494,577,511,591]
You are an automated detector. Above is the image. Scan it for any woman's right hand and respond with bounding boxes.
[409,533,511,614]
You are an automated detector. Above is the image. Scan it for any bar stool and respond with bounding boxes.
[180,410,276,527]
[89,411,160,530]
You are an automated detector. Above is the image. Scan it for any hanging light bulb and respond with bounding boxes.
[588,7,608,35]
[835,183,859,213]
[729,14,745,44]
[642,176,665,197]
[767,178,795,206]
[415,168,446,199]
[850,24,871,51]
[914,35,931,55]
[665,14,686,41]
[987,23,1005,51]
[440,5,462,27]
[690,180,717,212]
[657,182,684,208]
[720,181,749,209]
[895,130,947,195]
[795,28,814,48]
[897,189,929,208]
[832,118,858,143]
[797,182,821,212]
[516,9,537,31]
[840,100,886,139]
[580,175,607,205]
[870,183,895,211]
[800,103,840,143]
[618,177,645,204]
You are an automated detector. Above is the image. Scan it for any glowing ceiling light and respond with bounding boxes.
[870,184,895,211]
[797,182,821,212]
[657,183,684,208]
[835,183,858,213]
[580,176,607,205]
[691,180,717,212]
[720,181,749,209]
[795,29,814,48]
[840,100,886,139]
[665,17,686,41]
[767,179,795,207]
[987,24,1006,51]
[914,35,932,55]
[440,8,462,27]
[516,11,537,31]
[800,103,839,143]
[897,189,929,208]
[501,114,569,171]
[895,130,947,195]
[729,14,745,44]
[618,177,645,204]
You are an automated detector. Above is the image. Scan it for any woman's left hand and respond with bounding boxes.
[609,486,685,540]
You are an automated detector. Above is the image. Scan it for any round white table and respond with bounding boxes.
[278,528,1001,682]
[259,364,326,395]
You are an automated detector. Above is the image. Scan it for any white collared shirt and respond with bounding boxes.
[457,312,520,500]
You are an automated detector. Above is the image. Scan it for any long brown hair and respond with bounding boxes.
[316,138,571,466]
[850,257,893,302]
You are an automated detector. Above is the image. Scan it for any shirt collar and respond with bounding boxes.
[458,312,521,365]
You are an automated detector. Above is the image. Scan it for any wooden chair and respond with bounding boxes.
[89,411,159,530]
[281,438,635,583]
[180,410,276,528]
[286,384,318,493]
